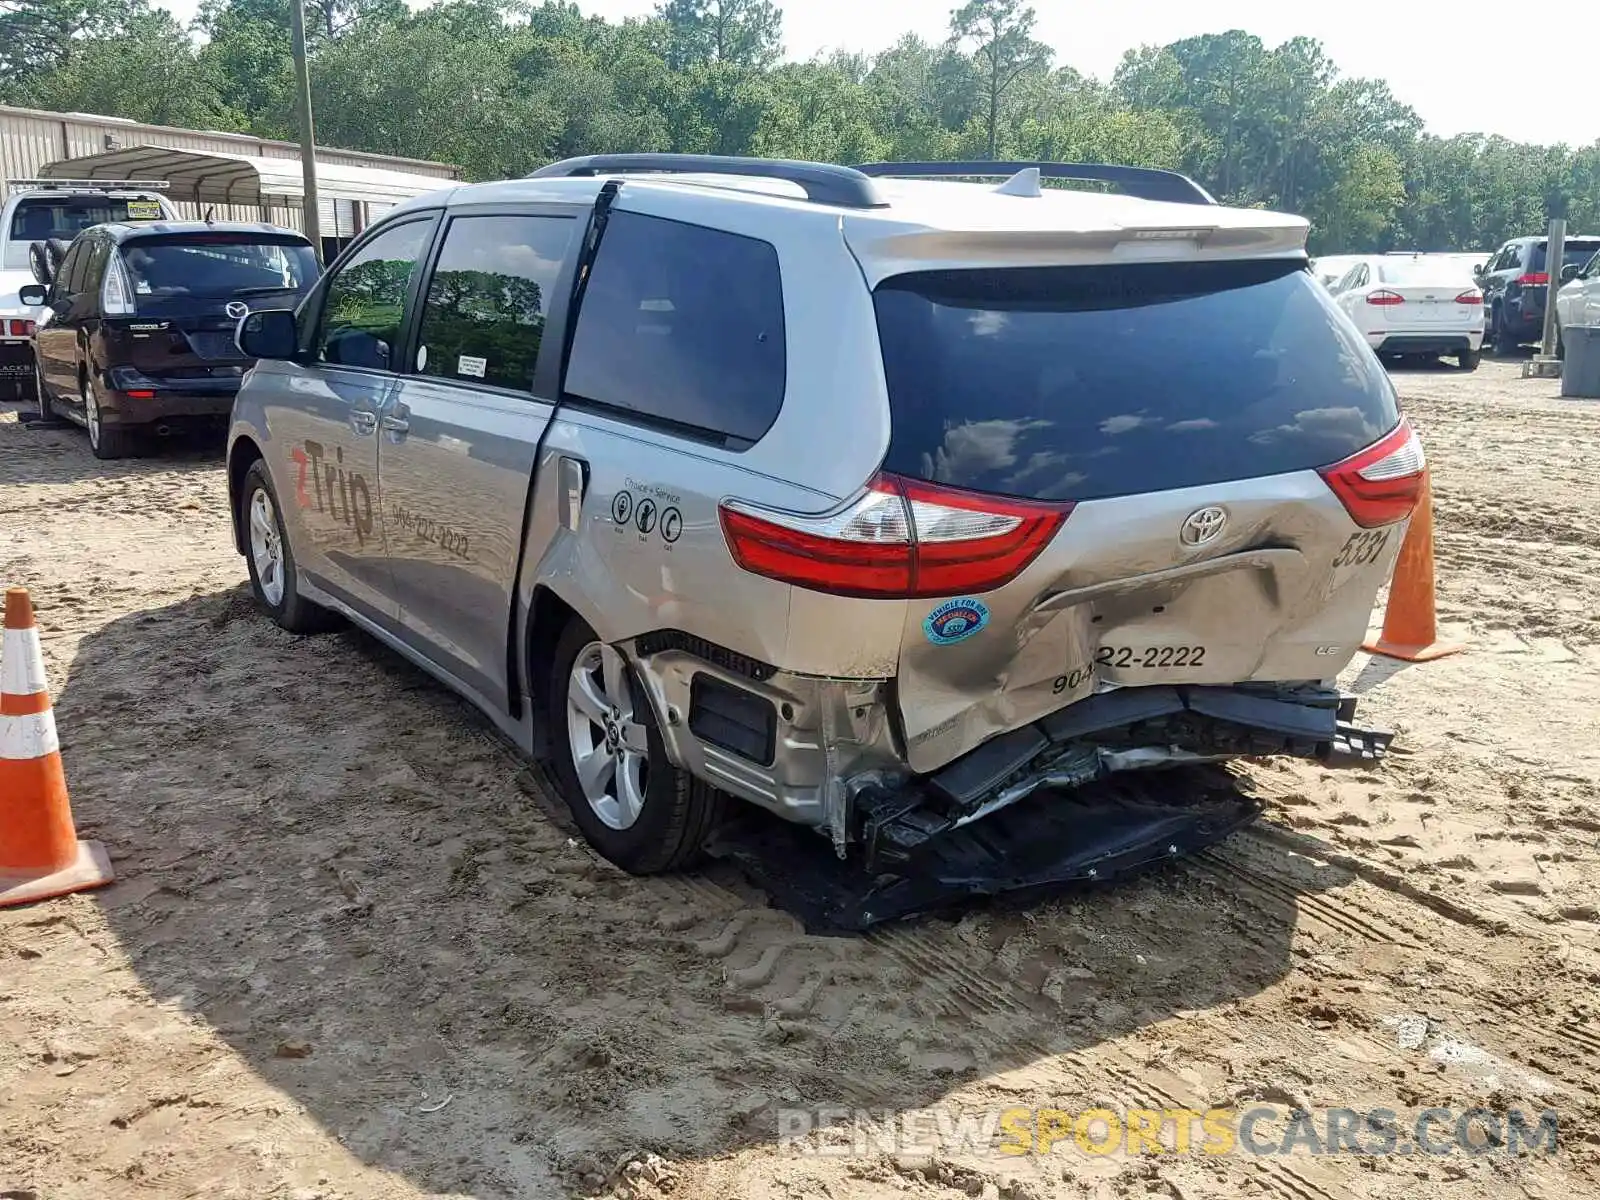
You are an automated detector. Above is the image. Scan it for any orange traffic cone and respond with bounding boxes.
[1361,472,1464,663]
[1,587,114,908]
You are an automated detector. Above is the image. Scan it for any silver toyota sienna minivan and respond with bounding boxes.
[226,156,1415,921]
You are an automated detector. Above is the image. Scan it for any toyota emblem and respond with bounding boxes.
[1179,506,1228,546]
[225,301,249,320]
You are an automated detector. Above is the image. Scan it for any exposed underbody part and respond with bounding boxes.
[707,765,1265,934]
[702,682,1391,932]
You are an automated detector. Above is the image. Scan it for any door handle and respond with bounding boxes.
[558,455,587,532]
[380,414,409,434]
[349,409,377,435]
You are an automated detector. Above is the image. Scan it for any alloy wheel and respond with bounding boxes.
[248,488,286,607]
[565,641,649,830]
[83,379,101,450]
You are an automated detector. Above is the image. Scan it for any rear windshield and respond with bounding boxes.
[874,260,1398,503]
[1530,241,1600,272]
[120,235,318,302]
[1378,259,1475,286]
[3,196,164,268]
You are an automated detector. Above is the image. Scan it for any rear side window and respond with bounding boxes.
[83,237,111,292]
[414,213,574,392]
[875,260,1399,503]
[564,211,785,447]
[56,239,88,295]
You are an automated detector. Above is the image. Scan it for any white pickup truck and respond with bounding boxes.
[0,178,179,401]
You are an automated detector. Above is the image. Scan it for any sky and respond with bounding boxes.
[156,0,1596,148]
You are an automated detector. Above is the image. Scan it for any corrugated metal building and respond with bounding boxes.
[0,104,460,253]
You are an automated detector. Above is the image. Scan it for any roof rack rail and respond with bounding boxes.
[852,161,1217,207]
[529,154,886,209]
[7,178,171,192]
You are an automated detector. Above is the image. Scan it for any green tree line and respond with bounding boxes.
[1,0,1596,252]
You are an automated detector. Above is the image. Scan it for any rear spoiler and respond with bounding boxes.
[853,161,1218,207]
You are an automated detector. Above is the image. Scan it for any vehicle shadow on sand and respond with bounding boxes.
[59,586,1356,1196]
[0,399,224,482]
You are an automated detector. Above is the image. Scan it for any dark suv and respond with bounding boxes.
[1478,234,1600,354]
[22,221,320,458]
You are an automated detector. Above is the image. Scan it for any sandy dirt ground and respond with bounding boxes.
[3,358,1599,1200]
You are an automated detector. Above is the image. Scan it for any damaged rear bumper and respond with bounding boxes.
[707,765,1264,933]
[705,684,1390,932]
[863,684,1389,868]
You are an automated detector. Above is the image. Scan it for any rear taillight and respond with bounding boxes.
[1318,418,1426,528]
[1454,290,1483,306]
[1514,272,1549,287]
[719,473,1071,599]
[1365,290,1405,306]
[6,318,34,337]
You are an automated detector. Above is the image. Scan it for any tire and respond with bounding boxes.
[239,458,338,634]
[33,358,53,420]
[1491,309,1518,356]
[28,240,51,286]
[547,617,721,874]
[1457,349,1482,371]
[82,372,138,460]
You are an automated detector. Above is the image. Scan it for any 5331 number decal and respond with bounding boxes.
[1332,529,1391,568]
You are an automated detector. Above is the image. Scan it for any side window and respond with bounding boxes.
[563,210,786,447]
[1333,265,1360,293]
[56,240,87,296]
[1584,251,1600,280]
[83,237,111,295]
[315,219,430,371]
[413,213,575,392]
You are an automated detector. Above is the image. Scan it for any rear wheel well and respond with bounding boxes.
[227,437,263,554]
[526,586,579,758]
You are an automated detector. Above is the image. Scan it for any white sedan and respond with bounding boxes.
[1328,255,1485,371]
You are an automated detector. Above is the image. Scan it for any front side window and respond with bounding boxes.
[414,213,574,392]
[316,219,431,371]
[564,210,786,447]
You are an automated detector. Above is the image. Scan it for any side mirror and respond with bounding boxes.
[1560,263,1582,283]
[1474,263,1486,275]
[236,308,299,361]
[18,283,49,308]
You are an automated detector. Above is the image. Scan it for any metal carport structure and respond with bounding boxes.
[38,145,456,255]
